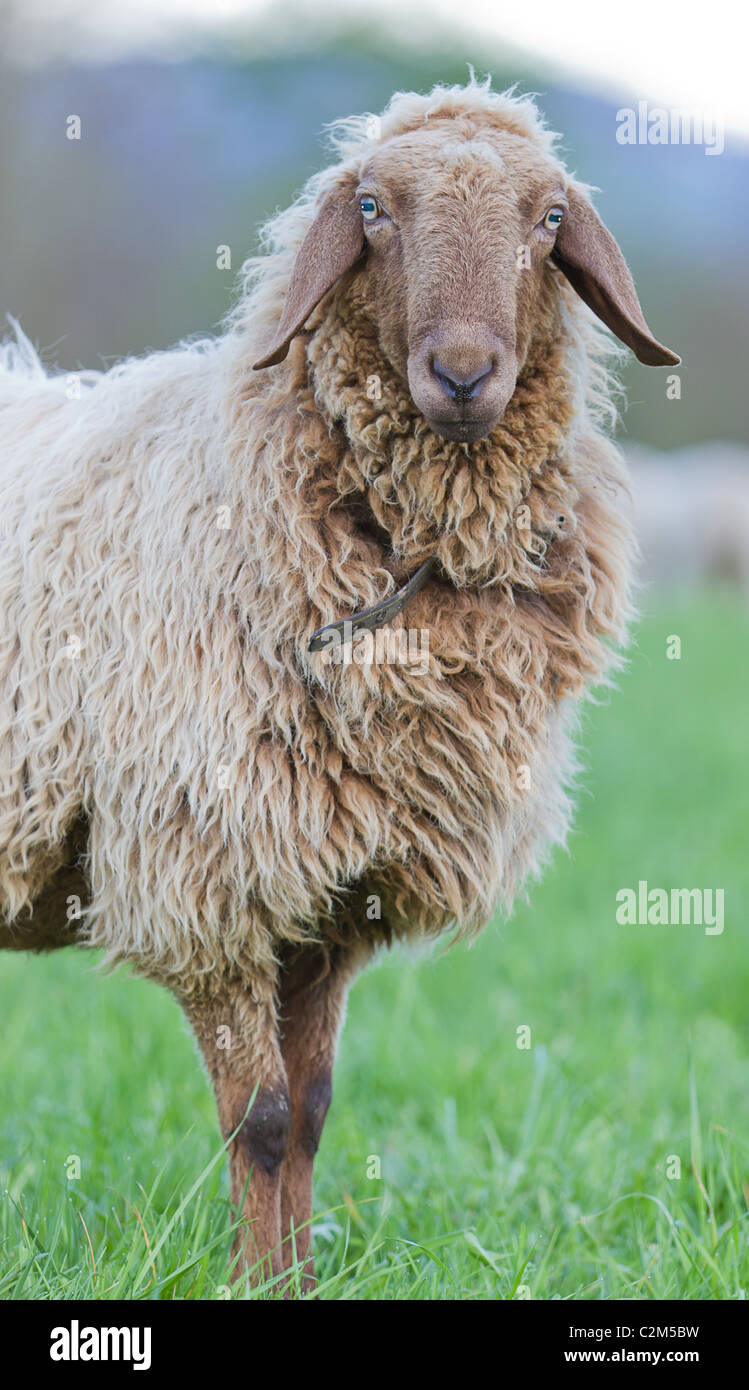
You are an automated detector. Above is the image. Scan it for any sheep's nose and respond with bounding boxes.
[431,358,494,403]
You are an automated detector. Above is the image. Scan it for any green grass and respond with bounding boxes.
[1,589,747,1300]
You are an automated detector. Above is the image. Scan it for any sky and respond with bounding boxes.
[3,0,747,139]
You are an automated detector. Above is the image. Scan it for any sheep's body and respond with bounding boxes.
[0,77,658,1284]
[0,82,634,1003]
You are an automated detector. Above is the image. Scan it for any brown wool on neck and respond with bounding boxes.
[304,275,578,592]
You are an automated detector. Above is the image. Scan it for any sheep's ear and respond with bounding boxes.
[252,183,365,369]
[552,187,680,366]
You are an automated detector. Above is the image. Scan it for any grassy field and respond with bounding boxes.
[1,591,747,1300]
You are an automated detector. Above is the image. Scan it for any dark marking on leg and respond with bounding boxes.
[300,1073,332,1159]
[236,1087,291,1177]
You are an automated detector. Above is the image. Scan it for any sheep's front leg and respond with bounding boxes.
[182,980,290,1286]
[277,944,358,1289]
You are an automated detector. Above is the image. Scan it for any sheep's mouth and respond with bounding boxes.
[428,415,496,444]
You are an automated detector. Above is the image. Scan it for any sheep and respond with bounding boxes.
[0,77,678,1290]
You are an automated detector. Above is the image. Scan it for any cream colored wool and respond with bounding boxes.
[0,80,635,997]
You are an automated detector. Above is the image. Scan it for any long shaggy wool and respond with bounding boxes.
[0,79,635,996]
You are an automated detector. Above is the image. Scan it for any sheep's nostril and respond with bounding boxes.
[431,358,494,404]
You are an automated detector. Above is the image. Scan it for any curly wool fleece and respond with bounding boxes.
[0,86,635,993]
[224,272,634,967]
[309,273,578,589]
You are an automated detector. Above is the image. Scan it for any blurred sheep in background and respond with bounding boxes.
[626,443,749,594]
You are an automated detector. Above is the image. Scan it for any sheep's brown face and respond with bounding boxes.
[253,109,678,423]
[355,125,569,443]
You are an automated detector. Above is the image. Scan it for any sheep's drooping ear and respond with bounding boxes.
[552,187,680,366]
[252,183,365,369]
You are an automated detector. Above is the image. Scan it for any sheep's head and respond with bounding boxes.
[254,107,679,444]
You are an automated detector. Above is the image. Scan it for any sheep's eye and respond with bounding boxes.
[360,196,384,223]
[542,207,564,232]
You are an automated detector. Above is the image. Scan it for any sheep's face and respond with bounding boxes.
[253,105,678,427]
[354,125,568,443]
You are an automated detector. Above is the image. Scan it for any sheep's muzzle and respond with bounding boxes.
[407,325,518,443]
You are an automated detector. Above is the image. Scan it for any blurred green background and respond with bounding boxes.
[0,3,746,1300]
